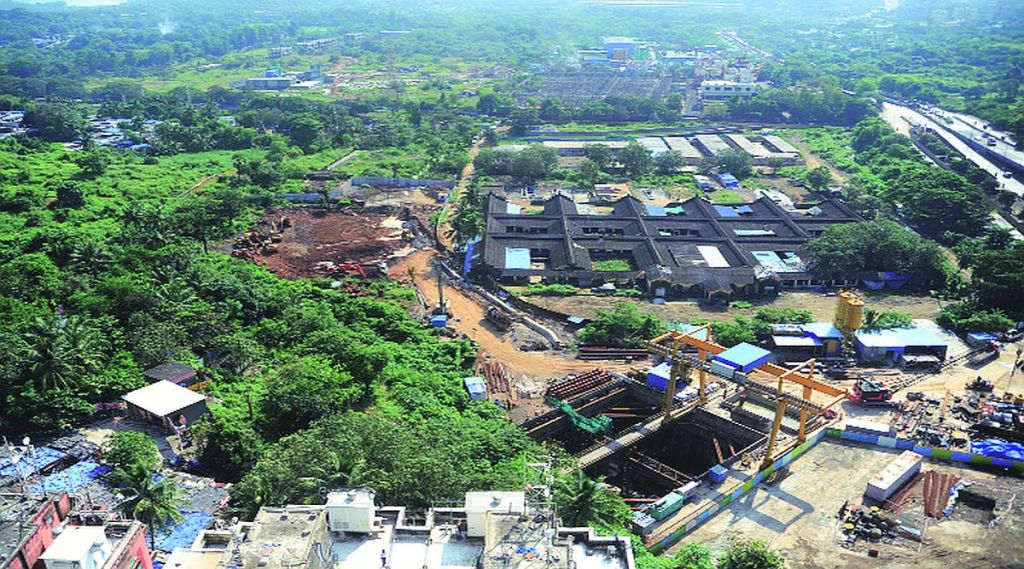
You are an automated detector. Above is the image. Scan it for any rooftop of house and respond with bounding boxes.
[0,493,52,564]
[143,362,197,385]
[175,490,633,569]
[121,380,205,418]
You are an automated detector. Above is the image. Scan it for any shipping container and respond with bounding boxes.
[865,451,923,502]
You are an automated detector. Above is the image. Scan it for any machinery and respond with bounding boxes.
[850,379,893,406]
[546,397,613,436]
[966,376,995,392]
[485,305,512,331]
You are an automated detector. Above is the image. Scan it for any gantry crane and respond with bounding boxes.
[646,326,848,471]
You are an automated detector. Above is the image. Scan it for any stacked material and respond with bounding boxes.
[865,451,922,502]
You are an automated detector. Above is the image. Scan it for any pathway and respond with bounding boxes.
[390,250,629,383]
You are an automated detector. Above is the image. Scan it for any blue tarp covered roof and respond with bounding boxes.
[505,247,531,270]
[0,447,66,477]
[855,331,905,348]
[858,326,946,349]
[647,362,671,379]
[891,326,946,348]
[714,343,771,372]
[802,322,845,339]
[645,204,667,216]
[713,205,740,217]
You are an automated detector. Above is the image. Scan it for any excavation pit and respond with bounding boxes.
[591,409,766,497]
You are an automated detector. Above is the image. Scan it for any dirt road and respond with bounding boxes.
[391,250,628,383]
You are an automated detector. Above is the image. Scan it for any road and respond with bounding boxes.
[390,250,629,382]
[879,102,1023,239]
[881,102,1024,197]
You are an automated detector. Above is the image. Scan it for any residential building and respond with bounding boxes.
[0,493,72,569]
[142,362,197,388]
[166,489,635,569]
[121,380,209,433]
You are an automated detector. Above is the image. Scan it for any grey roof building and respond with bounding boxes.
[477,194,860,298]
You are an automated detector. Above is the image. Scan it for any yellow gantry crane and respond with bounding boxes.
[646,326,848,471]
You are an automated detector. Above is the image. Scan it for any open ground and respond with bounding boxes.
[675,440,1024,569]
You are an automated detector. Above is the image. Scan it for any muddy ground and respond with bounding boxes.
[242,207,407,279]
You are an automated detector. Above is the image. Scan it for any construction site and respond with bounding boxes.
[508,290,1024,566]
[230,206,423,280]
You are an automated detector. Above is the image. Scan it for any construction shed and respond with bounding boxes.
[865,451,923,502]
[713,343,771,373]
[855,326,948,366]
[464,376,487,401]
[143,362,197,387]
[770,322,844,361]
[122,380,209,432]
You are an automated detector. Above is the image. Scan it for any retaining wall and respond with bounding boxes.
[825,428,1024,473]
[646,428,829,554]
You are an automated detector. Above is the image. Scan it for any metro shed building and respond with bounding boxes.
[477,193,861,298]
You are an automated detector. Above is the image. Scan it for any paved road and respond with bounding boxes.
[881,102,1024,197]
[880,102,1023,240]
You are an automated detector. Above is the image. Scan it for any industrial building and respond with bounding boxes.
[537,133,801,168]
[699,80,758,100]
[477,193,860,298]
[855,326,949,366]
[165,488,635,569]
[769,322,846,361]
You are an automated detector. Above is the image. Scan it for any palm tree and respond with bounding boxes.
[554,469,624,528]
[116,462,185,551]
[24,315,105,393]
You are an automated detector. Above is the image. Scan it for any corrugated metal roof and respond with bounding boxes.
[772,335,822,347]
[715,343,772,371]
[855,331,906,348]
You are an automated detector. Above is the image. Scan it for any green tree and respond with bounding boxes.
[716,537,785,569]
[23,102,86,142]
[116,462,185,550]
[579,302,661,348]
[24,315,106,393]
[103,431,160,472]
[654,150,686,175]
[261,355,363,438]
[584,143,613,169]
[889,168,992,239]
[861,309,913,331]
[72,148,111,178]
[450,185,485,244]
[579,159,602,188]
[53,180,86,209]
[673,543,714,569]
[0,253,62,302]
[195,415,264,483]
[714,149,753,179]
[803,220,944,279]
[620,142,653,179]
[553,469,628,528]
[937,301,1014,333]
[806,166,832,191]
[508,145,558,184]
[967,241,1024,314]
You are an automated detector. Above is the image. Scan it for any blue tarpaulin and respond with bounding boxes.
[30,460,109,493]
[970,439,1024,462]
[463,240,476,275]
[0,447,66,477]
[155,510,214,553]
